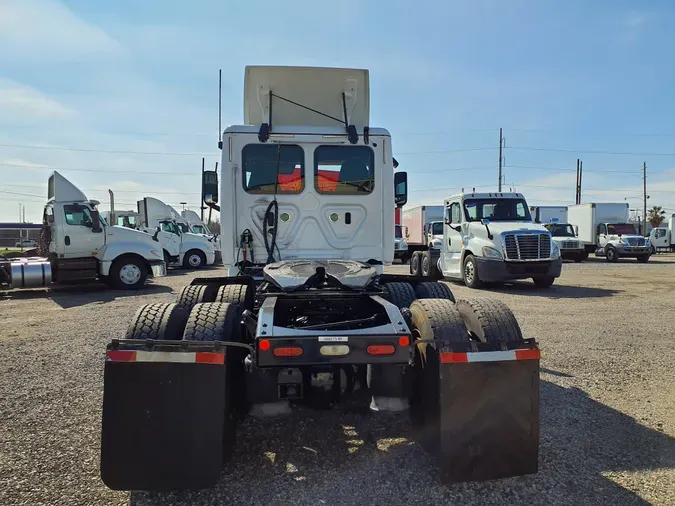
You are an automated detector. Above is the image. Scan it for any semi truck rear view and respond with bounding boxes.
[99,66,541,492]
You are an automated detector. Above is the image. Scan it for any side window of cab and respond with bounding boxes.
[450,203,461,224]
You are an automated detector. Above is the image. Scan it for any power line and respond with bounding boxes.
[508,146,675,156]
[0,162,198,176]
[1,182,201,196]
[0,142,218,157]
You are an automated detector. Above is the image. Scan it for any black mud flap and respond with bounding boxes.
[413,339,540,483]
[100,340,229,491]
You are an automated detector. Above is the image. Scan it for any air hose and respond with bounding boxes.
[263,199,278,264]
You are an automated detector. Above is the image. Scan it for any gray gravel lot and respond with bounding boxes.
[1,256,674,505]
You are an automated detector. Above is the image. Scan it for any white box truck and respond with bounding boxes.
[401,205,444,260]
[648,214,675,253]
[567,203,651,262]
[530,205,568,224]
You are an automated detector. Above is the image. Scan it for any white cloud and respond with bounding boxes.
[0,0,120,61]
[0,80,75,119]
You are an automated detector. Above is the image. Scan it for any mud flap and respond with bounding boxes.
[414,339,539,483]
[100,341,229,491]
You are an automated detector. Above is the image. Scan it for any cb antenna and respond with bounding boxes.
[218,69,223,150]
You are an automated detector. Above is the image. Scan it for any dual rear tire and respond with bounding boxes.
[409,250,442,279]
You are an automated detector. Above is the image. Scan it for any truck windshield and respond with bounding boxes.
[395,225,402,239]
[192,225,206,234]
[431,222,443,235]
[177,222,191,234]
[546,224,576,237]
[463,199,531,222]
[607,223,637,235]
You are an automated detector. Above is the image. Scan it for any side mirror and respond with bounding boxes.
[394,171,408,208]
[91,210,102,233]
[481,218,491,226]
[203,170,219,205]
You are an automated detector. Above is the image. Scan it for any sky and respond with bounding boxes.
[1,0,674,224]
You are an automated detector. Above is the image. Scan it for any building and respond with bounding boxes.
[0,223,42,247]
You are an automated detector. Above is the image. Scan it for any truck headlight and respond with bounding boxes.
[482,246,502,259]
[622,239,630,246]
[551,244,560,259]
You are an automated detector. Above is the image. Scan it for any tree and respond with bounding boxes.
[647,206,667,228]
[208,216,220,235]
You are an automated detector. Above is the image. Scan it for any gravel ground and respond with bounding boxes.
[1,256,674,506]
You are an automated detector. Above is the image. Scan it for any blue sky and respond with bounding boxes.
[1,0,674,223]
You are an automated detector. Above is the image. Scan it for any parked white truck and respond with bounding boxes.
[137,197,218,268]
[409,192,562,288]
[394,223,408,262]
[567,203,651,262]
[100,65,541,492]
[402,205,443,262]
[181,209,213,236]
[530,205,567,224]
[648,214,675,253]
[0,172,166,290]
[543,221,587,262]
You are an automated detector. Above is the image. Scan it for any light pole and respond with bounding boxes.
[180,202,187,212]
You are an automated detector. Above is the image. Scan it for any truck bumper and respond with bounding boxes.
[616,246,651,257]
[149,260,167,278]
[560,249,584,260]
[476,258,562,282]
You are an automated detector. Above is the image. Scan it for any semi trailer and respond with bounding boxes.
[100,66,540,492]
[0,172,166,290]
[401,205,444,263]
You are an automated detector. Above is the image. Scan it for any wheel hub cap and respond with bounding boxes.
[189,255,201,267]
[120,264,141,285]
[465,262,474,283]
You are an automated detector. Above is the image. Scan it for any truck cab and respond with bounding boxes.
[596,223,651,262]
[428,192,562,288]
[425,221,443,249]
[137,197,218,269]
[543,220,587,262]
[649,226,672,253]
[1,172,166,290]
[394,223,408,262]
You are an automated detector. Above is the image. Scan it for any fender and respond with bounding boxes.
[97,240,163,276]
[180,236,217,265]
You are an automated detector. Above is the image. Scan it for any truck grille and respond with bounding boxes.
[560,241,578,249]
[627,237,645,247]
[503,233,551,260]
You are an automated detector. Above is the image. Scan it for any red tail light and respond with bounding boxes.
[259,339,271,351]
[398,336,410,347]
[273,346,303,357]
[367,344,395,356]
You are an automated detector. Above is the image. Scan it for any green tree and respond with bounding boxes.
[647,206,666,228]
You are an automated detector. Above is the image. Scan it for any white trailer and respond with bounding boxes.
[0,172,166,290]
[402,205,444,258]
[530,205,568,224]
[648,214,675,253]
[567,203,651,262]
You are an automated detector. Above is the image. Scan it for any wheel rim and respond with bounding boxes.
[119,264,141,285]
[608,250,615,260]
[464,260,475,284]
[422,256,429,274]
[188,254,202,267]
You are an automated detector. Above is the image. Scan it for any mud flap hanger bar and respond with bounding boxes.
[108,338,254,355]
[414,338,539,354]
[258,91,363,145]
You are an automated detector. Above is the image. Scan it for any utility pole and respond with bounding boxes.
[200,157,206,222]
[498,128,503,192]
[643,161,647,236]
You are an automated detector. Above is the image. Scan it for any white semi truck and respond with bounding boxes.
[648,214,675,253]
[401,204,444,262]
[137,197,218,268]
[0,172,166,290]
[394,223,408,262]
[100,65,541,492]
[567,203,651,262]
[543,221,587,262]
[181,209,213,236]
[409,192,562,288]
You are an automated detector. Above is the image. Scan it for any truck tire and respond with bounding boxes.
[574,252,584,263]
[183,249,206,269]
[410,251,421,276]
[177,285,208,311]
[182,302,239,342]
[637,254,650,263]
[533,277,555,288]
[408,299,469,430]
[383,282,416,310]
[414,281,455,302]
[462,254,482,289]
[455,298,523,343]
[606,246,619,263]
[125,303,189,341]
[109,256,148,290]
[420,251,431,277]
[217,284,254,310]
